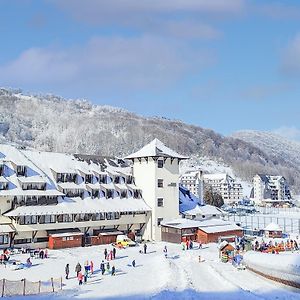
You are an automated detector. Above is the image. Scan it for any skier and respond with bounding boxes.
[163,246,168,258]
[104,248,108,260]
[198,241,202,249]
[109,250,113,260]
[84,269,88,284]
[132,259,136,267]
[189,241,193,250]
[111,265,116,276]
[44,249,48,258]
[90,260,94,274]
[65,263,70,279]
[106,262,110,273]
[75,262,82,277]
[84,260,90,277]
[144,243,147,254]
[78,271,83,286]
[113,247,116,259]
[100,260,105,275]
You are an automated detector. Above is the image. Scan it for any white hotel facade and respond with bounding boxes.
[0,139,187,248]
[181,171,243,203]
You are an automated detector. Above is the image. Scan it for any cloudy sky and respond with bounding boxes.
[1,0,300,139]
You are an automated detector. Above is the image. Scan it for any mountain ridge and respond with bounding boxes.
[1,88,299,192]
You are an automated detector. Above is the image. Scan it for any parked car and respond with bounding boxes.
[115,235,136,247]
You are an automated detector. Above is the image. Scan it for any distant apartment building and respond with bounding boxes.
[180,171,243,203]
[251,174,292,204]
[180,171,204,200]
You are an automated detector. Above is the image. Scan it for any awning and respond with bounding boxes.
[47,228,83,238]
[99,231,124,236]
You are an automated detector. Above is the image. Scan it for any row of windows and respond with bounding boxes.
[18,211,146,225]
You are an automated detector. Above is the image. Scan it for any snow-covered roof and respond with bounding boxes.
[124,138,189,160]
[264,223,282,231]
[179,185,203,213]
[0,189,64,197]
[101,183,115,190]
[4,197,151,216]
[0,176,8,183]
[58,182,86,190]
[0,224,15,233]
[17,176,46,184]
[202,173,228,181]
[183,204,223,217]
[161,218,242,233]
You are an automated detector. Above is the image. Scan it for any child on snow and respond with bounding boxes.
[78,272,83,285]
[111,266,116,276]
[132,260,136,267]
[75,262,82,277]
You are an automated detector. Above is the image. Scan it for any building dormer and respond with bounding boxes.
[0,176,8,190]
[18,176,47,191]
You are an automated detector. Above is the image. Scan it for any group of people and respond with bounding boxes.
[104,247,117,261]
[181,240,194,251]
[0,248,10,264]
[253,239,299,253]
[68,248,120,285]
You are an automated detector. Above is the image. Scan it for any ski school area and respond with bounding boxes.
[0,238,300,300]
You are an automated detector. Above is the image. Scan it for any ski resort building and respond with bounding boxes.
[251,174,292,204]
[124,138,189,241]
[180,170,204,200]
[161,218,242,244]
[0,139,190,248]
[0,144,152,249]
[181,171,243,203]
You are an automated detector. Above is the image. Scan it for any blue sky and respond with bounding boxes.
[1,0,300,140]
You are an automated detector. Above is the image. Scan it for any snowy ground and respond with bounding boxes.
[2,242,300,300]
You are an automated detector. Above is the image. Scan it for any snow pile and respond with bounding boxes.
[243,251,300,286]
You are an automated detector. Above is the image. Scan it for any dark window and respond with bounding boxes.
[157,218,163,226]
[35,237,49,243]
[158,179,164,188]
[157,198,164,207]
[14,238,31,245]
[158,160,164,168]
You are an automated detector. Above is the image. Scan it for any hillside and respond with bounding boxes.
[232,130,300,167]
[0,88,299,192]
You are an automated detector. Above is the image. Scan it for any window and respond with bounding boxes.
[0,235,9,244]
[157,218,163,226]
[157,198,164,207]
[35,237,49,243]
[14,238,31,245]
[158,160,164,168]
[157,179,163,188]
[62,236,74,241]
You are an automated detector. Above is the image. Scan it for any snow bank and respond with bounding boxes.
[243,251,300,287]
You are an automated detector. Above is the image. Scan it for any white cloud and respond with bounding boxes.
[0,35,215,92]
[273,126,300,142]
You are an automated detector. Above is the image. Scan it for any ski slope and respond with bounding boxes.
[2,242,299,299]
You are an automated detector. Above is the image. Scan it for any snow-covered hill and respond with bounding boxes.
[233,130,300,167]
[1,88,300,191]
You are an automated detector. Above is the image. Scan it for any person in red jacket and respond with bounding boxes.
[78,271,83,285]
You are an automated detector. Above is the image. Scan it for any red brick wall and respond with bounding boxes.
[197,229,243,244]
[91,235,117,245]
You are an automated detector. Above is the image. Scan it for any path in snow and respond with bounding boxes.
[2,243,299,300]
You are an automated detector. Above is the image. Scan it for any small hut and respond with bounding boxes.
[219,241,235,263]
[264,223,282,238]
